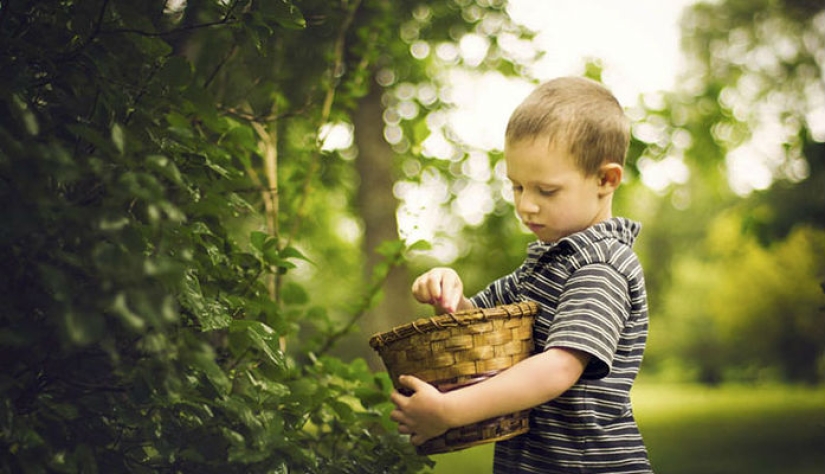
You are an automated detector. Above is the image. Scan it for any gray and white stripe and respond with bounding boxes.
[471,217,652,474]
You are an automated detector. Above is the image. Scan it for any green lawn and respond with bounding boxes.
[424,384,825,474]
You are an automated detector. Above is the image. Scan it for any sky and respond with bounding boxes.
[509,0,697,100]
[448,0,700,151]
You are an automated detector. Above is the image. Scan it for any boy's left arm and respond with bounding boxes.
[390,347,590,446]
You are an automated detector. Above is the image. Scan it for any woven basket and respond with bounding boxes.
[369,301,539,455]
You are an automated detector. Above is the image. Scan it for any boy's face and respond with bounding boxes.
[505,138,615,243]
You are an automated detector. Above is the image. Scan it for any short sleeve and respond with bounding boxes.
[469,268,522,309]
[543,263,630,379]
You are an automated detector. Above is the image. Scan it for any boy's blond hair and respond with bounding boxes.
[505,76,630,176]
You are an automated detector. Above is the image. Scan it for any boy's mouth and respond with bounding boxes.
[526,222,544,233]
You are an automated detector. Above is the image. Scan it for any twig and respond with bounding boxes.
[315,242,405,357]
[204,44,239,90]
[100,20,234,37]
[99,0,243,38]
[285,0,363,249]
[54,0,111,62]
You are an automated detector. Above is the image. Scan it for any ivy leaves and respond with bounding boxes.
[0,1,421,473]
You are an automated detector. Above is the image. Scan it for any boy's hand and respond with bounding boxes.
[390,375,451,446]
[411,267,470,314]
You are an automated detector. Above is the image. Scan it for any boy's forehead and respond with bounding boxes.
[504,137,573,162]
[504,140,580,179]
[504,135,573,154]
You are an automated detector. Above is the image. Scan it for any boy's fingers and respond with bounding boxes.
[441,285,462,313]
[397,423,413,435]
[412,285,430,304]
[389,407,405,424]
[444,299,457,313]
[389,390,403,407]
[412,277,439,304]
[428,278,444,302]
[410,433,430,446]
[443,272,462,305]
[398,374,424,392]
[411,268,465,309]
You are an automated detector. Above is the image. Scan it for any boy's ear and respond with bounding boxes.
[597,163,623,195]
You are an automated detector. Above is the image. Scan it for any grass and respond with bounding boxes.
[424,383,825,474]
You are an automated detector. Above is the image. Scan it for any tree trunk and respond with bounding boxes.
[353,81,417,369]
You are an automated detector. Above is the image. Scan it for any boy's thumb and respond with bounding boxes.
[398,374,425,392]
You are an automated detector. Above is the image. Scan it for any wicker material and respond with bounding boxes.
[369,301,539,455]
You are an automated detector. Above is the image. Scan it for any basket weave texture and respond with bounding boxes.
[369,301,539,455]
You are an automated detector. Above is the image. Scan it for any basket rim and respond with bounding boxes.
[368,300,539,349]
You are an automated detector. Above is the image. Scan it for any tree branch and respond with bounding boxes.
[315,241,405,357]
[204,44,239,90]
[285,0,363,249]
[99,0,243,38]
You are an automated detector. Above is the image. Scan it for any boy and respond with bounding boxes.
[390,77,652,473]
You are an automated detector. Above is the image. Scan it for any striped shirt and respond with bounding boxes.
[470,218,652,474]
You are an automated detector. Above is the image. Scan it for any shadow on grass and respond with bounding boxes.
[425,384,825,474]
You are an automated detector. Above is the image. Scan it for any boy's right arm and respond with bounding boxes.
[411,267,475,314]
[391,346,590,446]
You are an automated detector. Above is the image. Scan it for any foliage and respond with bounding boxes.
[654,220,825,384]
[0,0,474,471]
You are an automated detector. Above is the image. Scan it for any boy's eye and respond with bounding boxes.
[511,185,523,193]
[539,188,556,196]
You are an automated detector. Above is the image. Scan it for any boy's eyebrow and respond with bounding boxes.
[507,175,562,187]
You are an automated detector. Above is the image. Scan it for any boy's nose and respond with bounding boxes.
[517,194,540,215]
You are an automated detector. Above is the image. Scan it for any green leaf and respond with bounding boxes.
[229,320,286,369]
[287,378,317,400]
[281,281,309,305]
[328,398,354,420]
[64,310,104,346]
[12,94,39,135]
[66,123,114,152]
[245,371,290,399]
[265,0,307,30]
[110,292,146,332]
[190,347,231,396]
[112,123,125,154]
[180,272,232,331]
[280,246,310,263]
[146,154,183,185]
[250,231,269,252]
[407,239,432,252]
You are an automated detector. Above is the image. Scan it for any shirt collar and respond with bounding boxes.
[526,217,641,259]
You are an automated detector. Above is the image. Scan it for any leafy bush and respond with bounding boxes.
[0,1,429,472]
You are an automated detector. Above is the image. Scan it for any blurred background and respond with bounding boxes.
[313,0,825,388]
[312,0,825,472]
